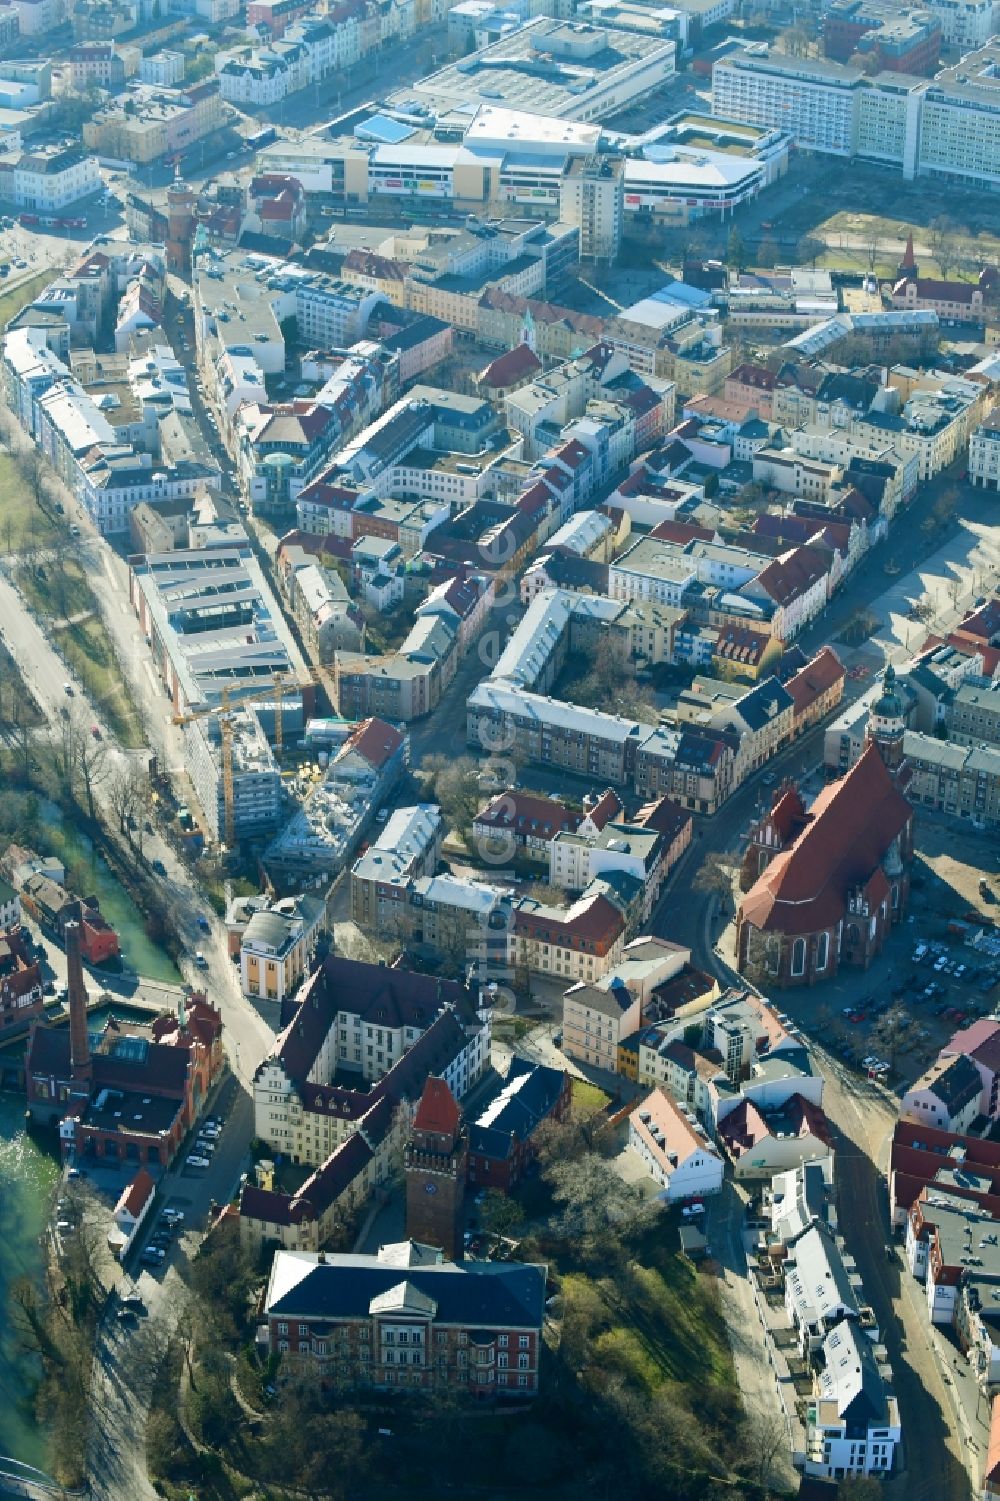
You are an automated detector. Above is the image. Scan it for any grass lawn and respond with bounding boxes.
[0,450,60,555]
[0,269,51,326]
[0,271,65,555]
[18,559,145,747]
[570,1077,610,1118]
[562,1246,732,1391]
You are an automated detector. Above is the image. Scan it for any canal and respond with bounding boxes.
[0,1096,59,1472]
[0,800,179,1469]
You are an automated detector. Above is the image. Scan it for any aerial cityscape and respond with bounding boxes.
[0,0,996,1495]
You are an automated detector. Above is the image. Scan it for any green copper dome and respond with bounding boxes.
[872,662,903,722]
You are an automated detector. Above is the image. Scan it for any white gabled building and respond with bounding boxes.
[805,1319,901,1480]
[628,1084,723,1201]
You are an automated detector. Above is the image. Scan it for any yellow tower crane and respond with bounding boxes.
[172,668,335,848]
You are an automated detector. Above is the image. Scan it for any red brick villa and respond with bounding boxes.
[262,1240,547,1397]
[735,700,913,987]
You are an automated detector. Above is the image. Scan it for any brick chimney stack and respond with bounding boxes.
[66,920,92,1084]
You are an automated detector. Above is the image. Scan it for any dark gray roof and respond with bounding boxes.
[928,1054,982,1116]
[266,1253,546,1329]
[468,1056,567,1160]
[735,675,795,732]
[818,1318,888,1433]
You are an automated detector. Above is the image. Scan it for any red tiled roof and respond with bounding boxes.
[714,622,773,665]
[728,362,777,391]
[413,1075,460,1135]
[719,1093,830,1154]
[343,248,407,282]
[785,646,845,716]
[475,791,582,841]
[650,518,715,545]
[739,743,912,936]
[514,892,625,949]
[633,795,692,846]
[751,546,830,608]
[116,1168,155,1218]
[944,1019,1000,1075]
[479,342,542,387]
[895,277,978,304]
[344,717,403,769]
[766,787,807,842]
[586,788,623,829]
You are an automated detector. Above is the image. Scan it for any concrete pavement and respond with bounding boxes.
[707,1183,800,1496]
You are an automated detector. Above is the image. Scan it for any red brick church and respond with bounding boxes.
[735,666,913,987]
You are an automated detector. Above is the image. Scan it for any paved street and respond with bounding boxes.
[815,1048,974,1501]
[707,1182,800,1496]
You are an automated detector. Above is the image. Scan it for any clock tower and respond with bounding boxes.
[405,1076,467,1261]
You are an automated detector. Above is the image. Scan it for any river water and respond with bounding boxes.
[0,1096,59,1471]
[0,804,179,1469]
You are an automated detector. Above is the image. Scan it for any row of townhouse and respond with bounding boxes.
[2,327,219,534]
[622,1003,900,1479]
[349,805,653,986]
[469,607,845,813]
[757,1155,902,1483]
[234,342,399,515]
[224,0,416,104]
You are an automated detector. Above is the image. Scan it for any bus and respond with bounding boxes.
[247,125,277,151]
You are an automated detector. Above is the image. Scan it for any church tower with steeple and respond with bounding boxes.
[866,663,907,775]
[405,1076,467,1261]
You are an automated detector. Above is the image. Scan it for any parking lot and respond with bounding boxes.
[750,814,1000,1093]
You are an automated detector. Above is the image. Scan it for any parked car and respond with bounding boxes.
[140,1248,165,1267]
[187,1154,211,1169]
[682,1202,705,1218]
[121,1294,144,1311]
[194,950,208,967]
[196,914,210,932]
[151,859,167,875]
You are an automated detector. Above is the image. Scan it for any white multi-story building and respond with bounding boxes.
[628,1085,724,1200]
[559,154,624,262]
[1,146,101,212]
[916,47,1000,193]
[969,409,1000,492]
[8,0,63,36]
[714,43,1000,190]
[923,0,994,49]
[712,50,865,157]
[804,1319,901,1480]
[139,50,185,86]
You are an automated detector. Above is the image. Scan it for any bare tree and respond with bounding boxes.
[928,216,960,279]
[738,1402,788,1491]
[479,1189,523,1241]
[421,753,482,833]
[107,759,150,852]
[77,727,110,821]
[781,23,810,54]
[869,1003,919,1072]
[334,923,399,966]
[693,851,737,908]
[796,234,826,269]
